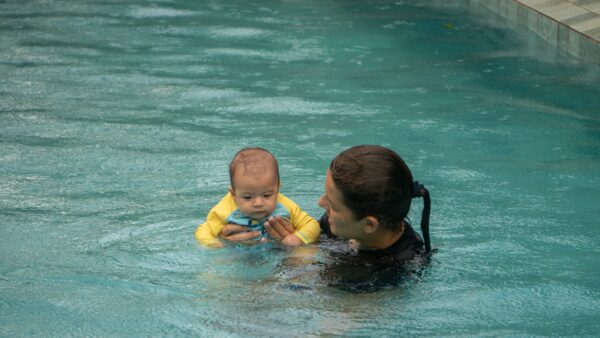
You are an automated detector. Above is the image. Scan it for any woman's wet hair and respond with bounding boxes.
[229,147,280,188]
[330,145,431,251]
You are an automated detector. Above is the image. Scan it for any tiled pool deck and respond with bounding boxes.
[470,0,600,62]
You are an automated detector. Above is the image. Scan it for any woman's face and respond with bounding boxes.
[318,170,366,239]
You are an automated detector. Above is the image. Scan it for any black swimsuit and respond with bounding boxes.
[318,214,427,292]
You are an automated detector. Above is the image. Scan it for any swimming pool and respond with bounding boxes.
[1,0,599,336]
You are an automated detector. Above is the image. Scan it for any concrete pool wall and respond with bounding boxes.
[468,0,600,63]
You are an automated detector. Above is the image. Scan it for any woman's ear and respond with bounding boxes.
[363,216,379,234]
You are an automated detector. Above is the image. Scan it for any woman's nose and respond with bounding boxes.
[317,195,327,209]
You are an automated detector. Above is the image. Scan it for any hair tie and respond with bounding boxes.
[412,181,424,198]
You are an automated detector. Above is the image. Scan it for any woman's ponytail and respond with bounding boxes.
[412,181,431,253]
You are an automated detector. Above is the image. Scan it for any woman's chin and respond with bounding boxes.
[329,223,338,235]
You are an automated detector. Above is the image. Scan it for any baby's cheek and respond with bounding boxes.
[267,202,277,213]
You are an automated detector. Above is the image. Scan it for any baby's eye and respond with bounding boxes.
[242,196,252,200]
[263,194,273,198]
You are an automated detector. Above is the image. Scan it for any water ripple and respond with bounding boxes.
[218,96,374,116]
[434,166,487,182]
[206,26,272,39]
[128,6,198,18]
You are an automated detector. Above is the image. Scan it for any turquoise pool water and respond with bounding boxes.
[1,0,599,336]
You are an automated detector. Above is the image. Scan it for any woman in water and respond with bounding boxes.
[218,145,432,291]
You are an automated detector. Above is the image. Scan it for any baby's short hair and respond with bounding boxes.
[229,147,280,188]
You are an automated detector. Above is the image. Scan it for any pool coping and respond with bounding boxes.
[469,0,600,63]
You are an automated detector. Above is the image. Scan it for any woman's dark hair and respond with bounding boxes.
[330,145,431,251]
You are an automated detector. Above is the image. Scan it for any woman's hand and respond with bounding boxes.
[264,216,304,246]
[218,224,261,244]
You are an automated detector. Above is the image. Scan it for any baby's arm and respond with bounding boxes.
[195,193,234,247]
[289,209,320,244]
[276,194,321,244]
[195,215,225,247]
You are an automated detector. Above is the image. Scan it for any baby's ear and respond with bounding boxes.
[228,186,235,196]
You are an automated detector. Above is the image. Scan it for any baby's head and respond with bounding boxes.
[228,147,280,220]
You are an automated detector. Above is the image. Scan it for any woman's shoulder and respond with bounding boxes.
[381,223,424,261]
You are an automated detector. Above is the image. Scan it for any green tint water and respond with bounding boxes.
[1,0,599,336]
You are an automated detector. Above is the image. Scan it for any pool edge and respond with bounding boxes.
[469,0,600,63]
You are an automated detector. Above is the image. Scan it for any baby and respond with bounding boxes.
[195,147,320,247]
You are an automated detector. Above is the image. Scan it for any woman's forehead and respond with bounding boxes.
[324,171,342,205]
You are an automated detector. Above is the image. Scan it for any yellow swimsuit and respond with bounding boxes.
[195,192,320,246]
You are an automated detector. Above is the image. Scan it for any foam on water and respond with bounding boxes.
[128,6,198,18]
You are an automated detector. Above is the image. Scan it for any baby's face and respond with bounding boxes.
[230,170,279,220]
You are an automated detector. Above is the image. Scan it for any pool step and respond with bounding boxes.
[470,0,600,63]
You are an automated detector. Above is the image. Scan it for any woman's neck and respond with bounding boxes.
[356,225,405,251]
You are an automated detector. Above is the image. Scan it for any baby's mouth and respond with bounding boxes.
[251,211,267,219]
